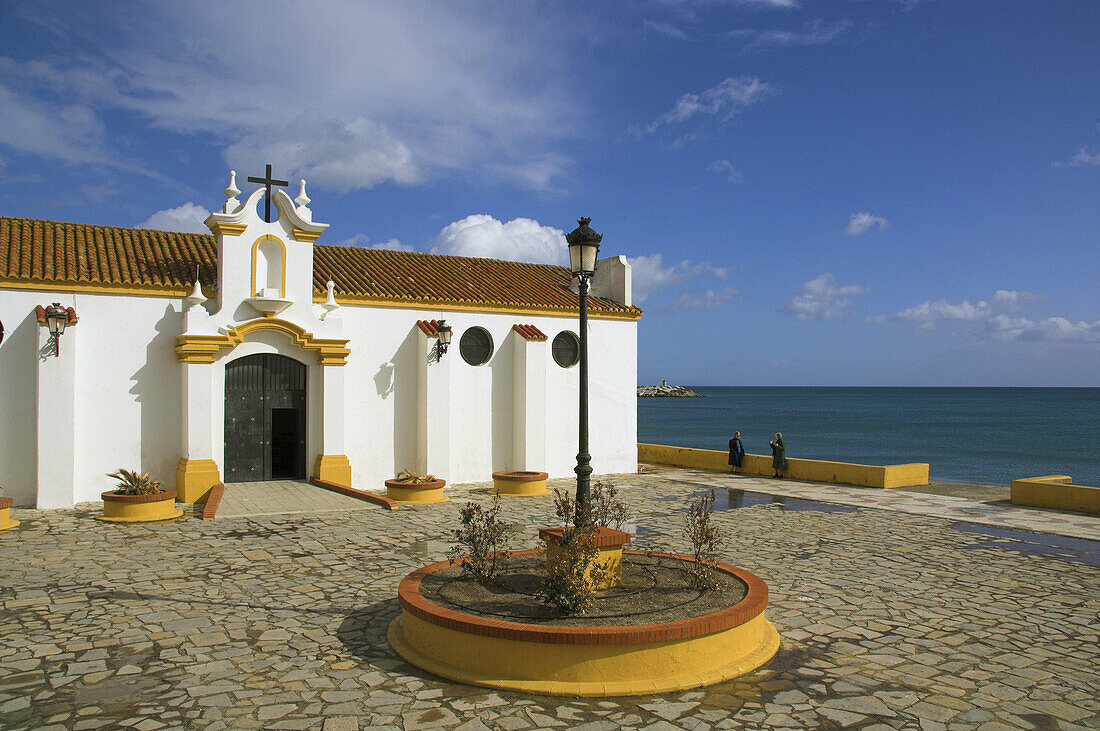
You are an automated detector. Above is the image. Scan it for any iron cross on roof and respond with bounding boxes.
[247,164,289,223]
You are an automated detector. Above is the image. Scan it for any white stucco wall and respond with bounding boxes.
[1,285,637,507]
[0,289,183,506]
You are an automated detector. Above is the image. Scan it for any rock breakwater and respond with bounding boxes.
[637,385,703,398]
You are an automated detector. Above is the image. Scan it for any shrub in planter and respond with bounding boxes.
[98,468,182,523]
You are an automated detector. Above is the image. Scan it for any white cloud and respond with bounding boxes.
[1053,147,1100,167]
[783,273,866,320]
[433,215,567,265]
[729,19,852,50]
[224,113,422,194]
[978,315,1100,343]
[0,3,578,191]
[335,233,414,252]
[888,290,1044,327]
[644,20,688,40]
[629,76,777,138]
[664,287,740,312]
[708,159,744,183]
[844,211,888,236]
[137,202,209,234]
[628,253,728,303]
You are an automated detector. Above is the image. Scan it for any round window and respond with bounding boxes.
[459,327,493,366]
[552,331,579,368]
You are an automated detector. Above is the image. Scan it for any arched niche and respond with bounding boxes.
[251,234,287,297]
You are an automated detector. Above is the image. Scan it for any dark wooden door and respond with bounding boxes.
[224,354,306,482]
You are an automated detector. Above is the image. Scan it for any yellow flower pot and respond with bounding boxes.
[492,470,549,496]
[385,478,448,504]
[96,489,183,523]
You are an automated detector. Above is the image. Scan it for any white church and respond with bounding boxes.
[0,172,641,508]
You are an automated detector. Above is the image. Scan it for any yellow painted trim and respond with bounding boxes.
[0,277,640,320]
[96,497,183,523]
[1011,475,1099,514]
[313,454,352,487]
[250,234,287,297]
[493,478,549,496]
[0,507,19,530]
[386,485,449,504]
[176,458,222,503]
[310,293,643,321]
[209,221,247,237]
[175,318,351,365]
[0,277,199,298]
[639,443,929,489]
[293,229,322,242]
[388,610,779,697]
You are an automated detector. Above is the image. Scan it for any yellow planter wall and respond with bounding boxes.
[638,443,928,489]
[1011,475,1099,514]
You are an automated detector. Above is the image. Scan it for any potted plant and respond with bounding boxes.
[97,469,183,523]
[384,469,447,504]
[0,485,18,530]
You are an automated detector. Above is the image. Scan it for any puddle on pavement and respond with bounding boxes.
[677,487,858,514]
[953,522,1100,567]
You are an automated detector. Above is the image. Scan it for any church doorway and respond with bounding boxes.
[224,354,307,483]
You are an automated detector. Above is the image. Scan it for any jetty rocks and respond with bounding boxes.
[637,384,703,398]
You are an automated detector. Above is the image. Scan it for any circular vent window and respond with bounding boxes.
[552,331,579,368]
[460,327,493,366]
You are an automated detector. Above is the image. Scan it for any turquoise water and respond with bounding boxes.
[638,387,1100,487]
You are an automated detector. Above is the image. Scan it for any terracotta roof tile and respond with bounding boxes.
[512,324,548,341]
[0,216,642,319]
[416,319,444,336]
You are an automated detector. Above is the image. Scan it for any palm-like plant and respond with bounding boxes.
[107,469,162,496]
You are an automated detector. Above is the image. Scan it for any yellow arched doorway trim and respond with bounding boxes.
[175,318,350,365]
[250,234,288,297]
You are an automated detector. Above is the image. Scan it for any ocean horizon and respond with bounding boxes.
[637,386,1100,488]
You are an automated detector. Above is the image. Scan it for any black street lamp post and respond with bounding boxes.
[565,217,602,528]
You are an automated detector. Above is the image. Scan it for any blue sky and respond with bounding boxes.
[1,0,1097,386]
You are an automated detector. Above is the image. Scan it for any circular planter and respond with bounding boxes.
[388,549,779,697]
[0,496,19,530]
[385,478,448,504]
[96,489,183,523]
[492,470,549,496]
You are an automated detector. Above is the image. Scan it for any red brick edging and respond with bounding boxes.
[100,489,177,504]
[538,526,632,548]
[0,497,12,510]
[493,470,548,483]
[201,483,224,520]
[398,549,769,645]
[311,478,399,511]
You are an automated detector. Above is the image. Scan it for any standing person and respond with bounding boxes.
[770,433,787,478]
[728,432,745,473]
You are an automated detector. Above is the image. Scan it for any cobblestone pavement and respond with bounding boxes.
[1,469,1098,730]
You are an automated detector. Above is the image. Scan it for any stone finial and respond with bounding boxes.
[322,279,340,314]
[295,179,311,208]
[222,170,241,213]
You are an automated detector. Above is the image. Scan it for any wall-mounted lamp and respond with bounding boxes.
[44,302,69,356]
[434,321,452,362]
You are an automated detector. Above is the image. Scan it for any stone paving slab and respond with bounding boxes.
[0,469,1097,730]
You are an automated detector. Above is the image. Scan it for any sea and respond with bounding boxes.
[638,387,1100,487]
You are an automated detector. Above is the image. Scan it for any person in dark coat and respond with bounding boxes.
[770,432,787,478]
[728,432,745,473]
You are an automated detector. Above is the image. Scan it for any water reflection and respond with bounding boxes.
[953,522,1100,567]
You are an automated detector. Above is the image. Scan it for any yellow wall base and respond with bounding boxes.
[176,458,222,503]
[313,454,352,487]
[97,497,183,523]
[388,610,779,697]
[1011,475,1099,514]
[0,507,19,530]
[639,443,929,489]
[386,485,448,504]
